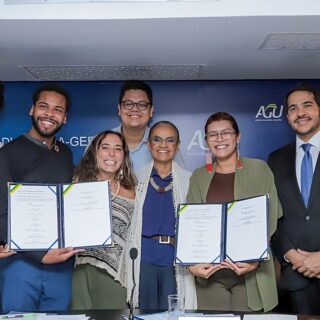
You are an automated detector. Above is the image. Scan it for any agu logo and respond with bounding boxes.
[255,104,284,121]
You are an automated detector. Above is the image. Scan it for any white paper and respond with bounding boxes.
[175,204,222,264]
[226,195,268,262]
[132,312,169,320]
[9,184,59,250]
[62,181,112,248]
[134,313,237,320]
[243,314,297,320]
[181,317,240,320]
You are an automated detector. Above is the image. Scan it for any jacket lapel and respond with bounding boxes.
[288,143,302,198]
[307,152,320,208]
[200,164,215,203]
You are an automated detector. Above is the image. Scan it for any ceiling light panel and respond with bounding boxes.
[22,65,204,81]
[259,33,320,50]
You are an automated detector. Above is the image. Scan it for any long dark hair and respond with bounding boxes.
[73,130,136,190]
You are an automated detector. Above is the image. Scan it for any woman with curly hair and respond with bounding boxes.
[72,130,136,309]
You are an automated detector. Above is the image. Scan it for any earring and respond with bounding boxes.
[237,143,243,169]
[118,168,124,180]
[206,151,213,173]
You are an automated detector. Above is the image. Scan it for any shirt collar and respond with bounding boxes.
[23,133,57,150]
[151,167,172,181]
[112,125,121,133]
[142,126,150,143]
[117,125,149,152]
[113,125,149,140]
[296,130,320,151]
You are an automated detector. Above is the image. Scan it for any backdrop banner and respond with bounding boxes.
[1,80,318,170]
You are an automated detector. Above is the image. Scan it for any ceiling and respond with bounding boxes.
[1,0,320,81]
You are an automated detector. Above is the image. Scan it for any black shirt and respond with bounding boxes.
[0,134,73,262]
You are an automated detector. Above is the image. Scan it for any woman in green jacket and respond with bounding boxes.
[187,112,282,312]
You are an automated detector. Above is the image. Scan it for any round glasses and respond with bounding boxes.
[206,131,236,141]
[121,100,150,111]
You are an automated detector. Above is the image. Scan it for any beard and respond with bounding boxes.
[293,116,320,138]
[31,115,63,138]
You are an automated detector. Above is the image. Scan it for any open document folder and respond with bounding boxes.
[175,194,269,265]
[8,180,112,250]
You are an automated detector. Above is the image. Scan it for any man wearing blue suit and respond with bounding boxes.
[268,84,320,315]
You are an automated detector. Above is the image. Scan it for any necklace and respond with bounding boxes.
[111,180,120,200]
[150,176,173,193]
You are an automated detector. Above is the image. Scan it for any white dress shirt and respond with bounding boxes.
[295,130,320,191]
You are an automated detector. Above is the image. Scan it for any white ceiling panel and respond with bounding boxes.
[0,1,320,81]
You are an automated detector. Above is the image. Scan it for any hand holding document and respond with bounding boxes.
[8,181,112,251]
[220,260,260,276]
[188,263,221,279]
[175,195,269,265]
[41,247,85,264]
[0,244,16,258]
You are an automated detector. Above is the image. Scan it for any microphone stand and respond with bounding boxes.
[129,248,137,320]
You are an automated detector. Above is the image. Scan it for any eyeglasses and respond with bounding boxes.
[121,100,151,111]
[206,131,236,141]
[150,136,178,146]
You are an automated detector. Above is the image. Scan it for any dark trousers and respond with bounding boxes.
[139,261,176,310]
[289,279,320,315]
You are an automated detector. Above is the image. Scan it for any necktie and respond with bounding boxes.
[301,143,313,207]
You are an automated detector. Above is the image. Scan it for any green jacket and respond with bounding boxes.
[187,157,282,312]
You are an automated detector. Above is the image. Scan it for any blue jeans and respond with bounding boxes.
[0,254,74,313]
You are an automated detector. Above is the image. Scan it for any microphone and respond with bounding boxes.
[130,247,138,260]
[129,247,138,320]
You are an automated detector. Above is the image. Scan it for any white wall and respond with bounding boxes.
[1,0,320,20]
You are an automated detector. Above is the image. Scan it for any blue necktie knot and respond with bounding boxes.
[301,143,313,207]
[302,143,311,153]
